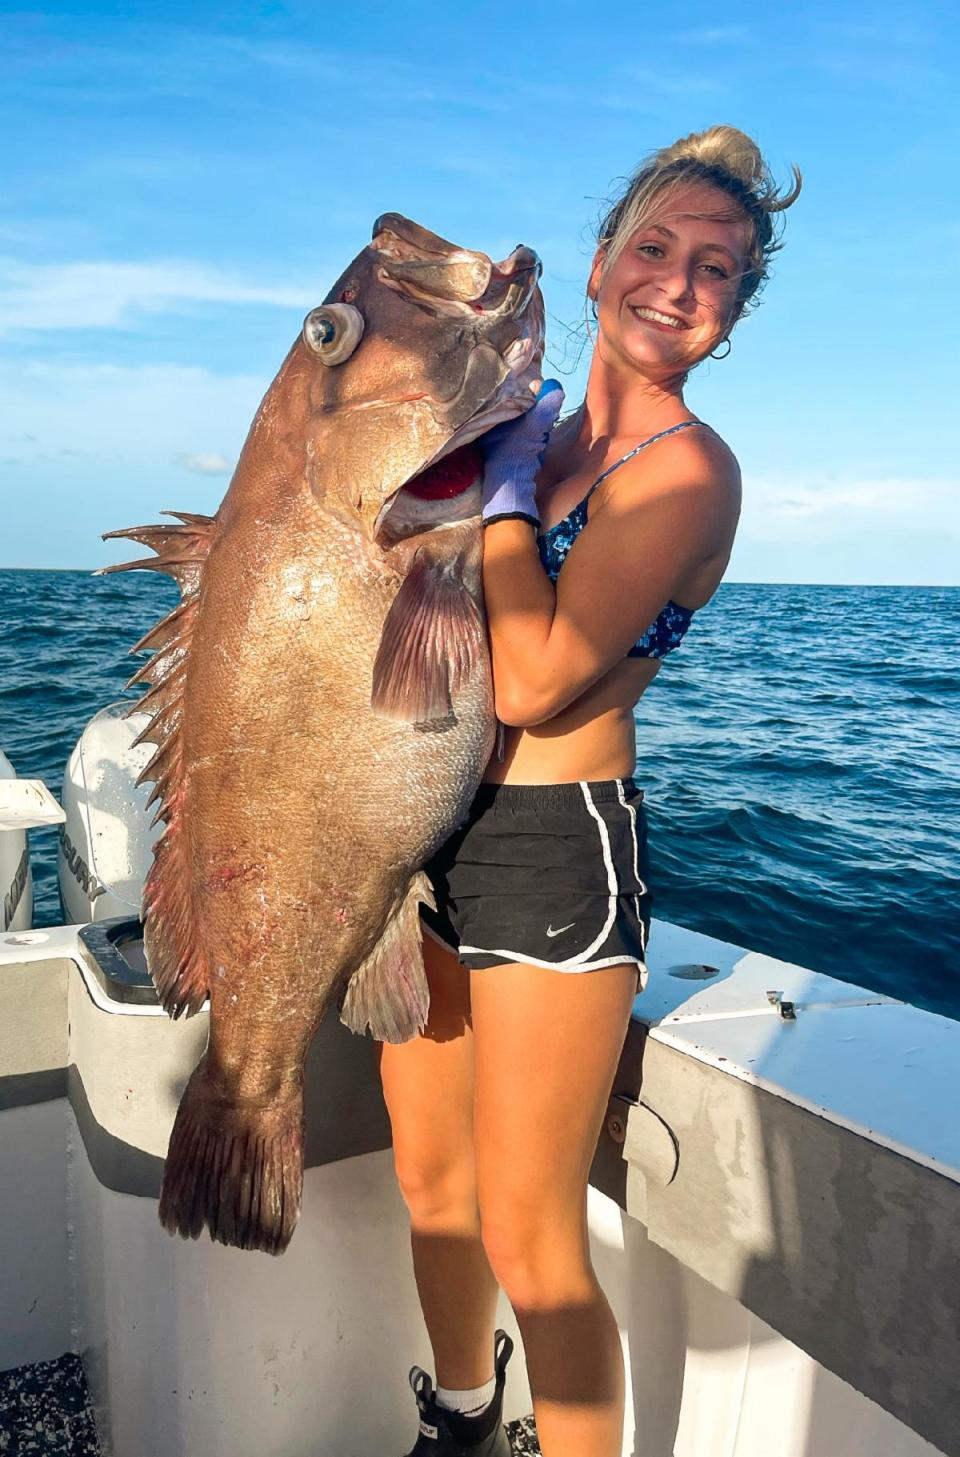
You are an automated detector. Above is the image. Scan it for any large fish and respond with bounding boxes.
[102,215,544,1253]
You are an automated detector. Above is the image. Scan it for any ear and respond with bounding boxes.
[587,245,607,303]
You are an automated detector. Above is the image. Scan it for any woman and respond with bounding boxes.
[378,125,801,1457]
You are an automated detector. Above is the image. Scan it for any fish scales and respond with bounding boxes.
[101,215,544,1252]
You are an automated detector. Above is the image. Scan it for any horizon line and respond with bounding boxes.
[1,566,958,591]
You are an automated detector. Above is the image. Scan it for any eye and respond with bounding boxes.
[700,262,729,280]
[302,303,365,365]
[636,243,663,258]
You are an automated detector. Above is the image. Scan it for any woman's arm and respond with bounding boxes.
[483,439,740,727]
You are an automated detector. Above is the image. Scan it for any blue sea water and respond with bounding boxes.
[1,568,958,1020]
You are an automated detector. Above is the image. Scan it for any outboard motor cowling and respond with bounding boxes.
[59,704,155,925]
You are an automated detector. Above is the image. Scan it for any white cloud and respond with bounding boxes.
[604,65,730,103]
[0,359,265,459]
[740,475,960,542]
[666,25,752,45]
[0,258,318,333]
[177,451,235,476]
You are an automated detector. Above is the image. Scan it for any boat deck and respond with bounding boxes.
[0,1355,543,1456]
[3,919,958,1456]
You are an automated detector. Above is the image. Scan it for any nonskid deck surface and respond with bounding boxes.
[0,1358,543,1456]
[0,1356,99,1456]
[505,1417,541,1454]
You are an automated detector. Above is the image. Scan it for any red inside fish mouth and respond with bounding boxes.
[403,443,484,500]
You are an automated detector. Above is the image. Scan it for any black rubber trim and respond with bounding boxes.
[77,918,158,1007]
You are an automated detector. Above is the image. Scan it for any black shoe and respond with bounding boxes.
[402,1329,514,1455]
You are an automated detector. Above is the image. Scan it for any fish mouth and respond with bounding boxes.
[362,215,545,542]
[372,378,541,544]
[373,214,541,321]
[373,364,543,543]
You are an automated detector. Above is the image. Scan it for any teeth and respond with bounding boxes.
[632,306,684,330]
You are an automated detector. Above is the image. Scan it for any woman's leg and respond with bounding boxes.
[376,932,501,1389]
[471,960,637,1457]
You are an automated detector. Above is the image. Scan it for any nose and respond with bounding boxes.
[656,261,696,307]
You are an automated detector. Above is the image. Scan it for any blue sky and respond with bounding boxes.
[1,0,956,583]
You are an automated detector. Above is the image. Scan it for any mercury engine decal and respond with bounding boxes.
[3,846,29,930]
[59,826,105,903]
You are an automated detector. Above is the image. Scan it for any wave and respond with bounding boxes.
[3,572,957,1020]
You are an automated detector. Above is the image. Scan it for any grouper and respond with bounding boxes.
[102,215,544,1253]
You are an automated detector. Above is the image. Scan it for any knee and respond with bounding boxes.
[392,1146,479,1231]
[479,1205,589,1311]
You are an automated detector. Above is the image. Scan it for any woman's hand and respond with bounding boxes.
[480,379,565,528]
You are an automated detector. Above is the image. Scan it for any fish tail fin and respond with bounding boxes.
[159,1058,304,1254]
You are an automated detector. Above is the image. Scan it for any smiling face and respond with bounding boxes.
[589,180,751,381]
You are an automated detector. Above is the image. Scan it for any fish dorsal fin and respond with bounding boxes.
[98,510,217,1018]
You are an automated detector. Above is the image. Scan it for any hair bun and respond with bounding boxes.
[663,125,763,189]
[661,124,801,213]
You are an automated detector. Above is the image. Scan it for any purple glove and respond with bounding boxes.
[480,379,565,528]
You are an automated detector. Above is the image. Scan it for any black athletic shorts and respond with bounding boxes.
[420,777,651,992]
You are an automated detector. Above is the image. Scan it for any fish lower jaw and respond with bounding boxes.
[379,483,482,540]
[373,390,530,540]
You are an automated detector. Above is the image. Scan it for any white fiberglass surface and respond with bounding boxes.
[74,704,155,911]
[0,777,65,832]
[654,999,960,1182]
[636,919,901,1027]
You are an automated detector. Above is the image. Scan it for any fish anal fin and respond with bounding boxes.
[371,550,485,725]
[98,509,218,1017]
[338,872,435,1042]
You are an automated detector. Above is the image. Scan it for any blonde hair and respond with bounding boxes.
[595,125,802,320]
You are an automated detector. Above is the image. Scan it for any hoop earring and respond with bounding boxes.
[582,294,597,347]
[709,337,732,360]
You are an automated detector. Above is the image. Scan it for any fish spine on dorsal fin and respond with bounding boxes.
[97,510,218,1018]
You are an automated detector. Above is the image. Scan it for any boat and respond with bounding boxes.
[0,709,957,1455]
[0,747,65,933]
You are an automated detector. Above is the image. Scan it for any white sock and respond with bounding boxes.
[435,1375,496,1416]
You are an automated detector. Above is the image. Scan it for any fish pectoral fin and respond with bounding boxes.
[338,872,434,1042]
[370,549,485,725]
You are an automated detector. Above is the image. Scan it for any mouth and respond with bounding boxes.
[374,375,541,541]
[629,305,691,332]
[376,245,541,323]
[364,219,545,541]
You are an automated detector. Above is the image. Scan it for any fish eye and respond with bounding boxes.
[302,303,365,365]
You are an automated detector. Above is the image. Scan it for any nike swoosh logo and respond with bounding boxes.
[546,923,575,937]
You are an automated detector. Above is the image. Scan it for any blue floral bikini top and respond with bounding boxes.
[537,419,707,659]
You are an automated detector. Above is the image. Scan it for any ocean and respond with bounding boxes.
[1,568,958,1021]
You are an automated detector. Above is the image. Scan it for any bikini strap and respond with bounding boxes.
[585,419,710,498]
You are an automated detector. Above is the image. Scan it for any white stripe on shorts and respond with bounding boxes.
[460,780,619,970]
[616,779,649,896]
[455,948,648,973]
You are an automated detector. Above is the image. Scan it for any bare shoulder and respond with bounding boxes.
[596,420,740,520]
[687,424,741,492]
